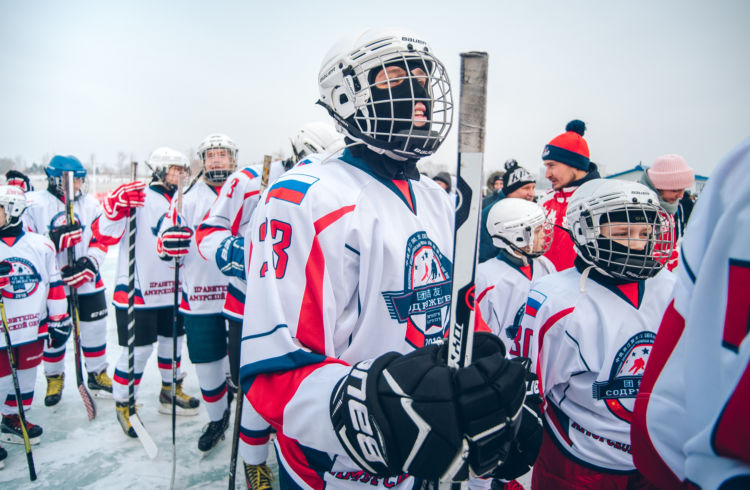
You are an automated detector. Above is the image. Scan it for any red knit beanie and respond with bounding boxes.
[542,120,590,171]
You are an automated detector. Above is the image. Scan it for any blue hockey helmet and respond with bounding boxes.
[46,155,87,198]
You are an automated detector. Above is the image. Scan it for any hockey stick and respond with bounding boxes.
[63,171,97,421]
[227,154,272,489]
[0,296,37,481]
[169,172,185,490]
[126,161,158,459]
[440,52,489,487]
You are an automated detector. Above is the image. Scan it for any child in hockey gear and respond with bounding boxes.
[476,198,555,356]
[92,148,200,436]
[540,120,601,270]
[168,134,236,452]
[521,179,675,489]
[286,121,344,170]
[632,140,750,489]
[23,155,112,403]
[239,29,531,488]
[0,185,71,445]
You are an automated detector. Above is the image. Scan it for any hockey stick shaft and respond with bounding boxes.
[0,297,37,480]
[440,51,489,488]
[259,154,272,193]
[169,172,185,490]
[127,161,138,417]
[63,171,97,421]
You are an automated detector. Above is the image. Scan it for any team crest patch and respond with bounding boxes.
[49,210,83,233]
[592,330,655,423]
[525,289,547,317]
[382,231,452,348]
[1,257,41,299]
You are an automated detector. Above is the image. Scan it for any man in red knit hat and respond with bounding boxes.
[539,120,600,270]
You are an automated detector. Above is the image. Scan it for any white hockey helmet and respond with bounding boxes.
[147,147,190,191]
[0,184,28,229]
[566,179,673,280]
[486,198,552,259]
[317,28,453,161]
[197,133,238,185]
[290,121,344,162]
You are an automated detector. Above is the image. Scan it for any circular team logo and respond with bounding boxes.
[592,330,655,423]
[49,210,82,231]
[1,257,42,299]
[382,231,452,348]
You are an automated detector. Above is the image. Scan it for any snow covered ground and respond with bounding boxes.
[0,247,278,489]
[1,247,532,489]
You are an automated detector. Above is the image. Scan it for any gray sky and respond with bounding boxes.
[1,0,748,179]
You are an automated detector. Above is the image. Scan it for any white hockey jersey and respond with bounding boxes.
[92,184,178,309]
[172,180,227,316]
[196,166,261,320]
[0,230,68,348]
[522,264,674,473]
[23,190,108,295]
[631,138,750,489]
[240,150,455,489]
[475,252,555,356]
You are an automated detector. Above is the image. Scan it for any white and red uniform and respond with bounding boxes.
[632,138,750,489]
[475,252,555,356]
[241,149,455,488]
[23,189,109,375]
[521,263,674,478]
[0,229,68,415]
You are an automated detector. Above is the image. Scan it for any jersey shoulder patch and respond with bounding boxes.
[525,288,547,317]
[265,173,319,206]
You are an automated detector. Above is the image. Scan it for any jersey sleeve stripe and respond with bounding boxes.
[535,306,575,406]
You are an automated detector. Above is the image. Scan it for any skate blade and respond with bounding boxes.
[199,435,226,458]
[0,432,40,446]
[158,404,199,416]
[91,389,114,399]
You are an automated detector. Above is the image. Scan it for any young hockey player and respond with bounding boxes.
[92,148,200,437]
[632,138,750,489]
[0,185,70,454]
[23,155,112,406]
[159,133,236,453]
[540,120,601,271]
[239,29,535,489]
[522,179,675,489]
[195,124,342,487]
[475,198,555,356]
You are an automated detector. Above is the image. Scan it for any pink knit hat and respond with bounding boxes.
[647,154,694,190]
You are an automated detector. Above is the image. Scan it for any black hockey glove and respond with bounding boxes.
[491,357,543,481]
[61,256,98,289]
[156,225,193,261]
[0,260,11,288]
[47,315,72,349]
[6,170,32,192]
[216,236,245,278]
[49,222,83,252]
[330,332,527,481]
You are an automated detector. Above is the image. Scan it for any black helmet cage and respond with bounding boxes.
[573,202,674,280]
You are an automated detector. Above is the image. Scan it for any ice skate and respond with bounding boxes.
[244,462,273,490]
[87,370,113,398]
[158,379,199,416]
[115,401,138,438]
[0,414,42,445]
[198,408,230,453]
[44,373,64,407]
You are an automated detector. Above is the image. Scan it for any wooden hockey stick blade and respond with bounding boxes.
[131,414,158,459]
[77,383,97,420]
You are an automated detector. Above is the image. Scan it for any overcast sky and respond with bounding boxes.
[1,0,748,179]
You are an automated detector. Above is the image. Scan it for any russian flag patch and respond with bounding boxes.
[525,289,547,318]
[266,174,319,205]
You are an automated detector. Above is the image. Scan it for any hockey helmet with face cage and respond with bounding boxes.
[46,155,87,199]
[147,147,190,191]
[486,198,552,260]
[566,179,673,280]
[0,185,28,229]
[197,133,238,185]
[317,28,453,161]
[290,121,344,162]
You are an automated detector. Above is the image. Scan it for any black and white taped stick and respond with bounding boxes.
[0,296,37,481]
[227,154,272,489]
[126,161,158,459]
[63,171,97,421]
[441,51,489,486]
